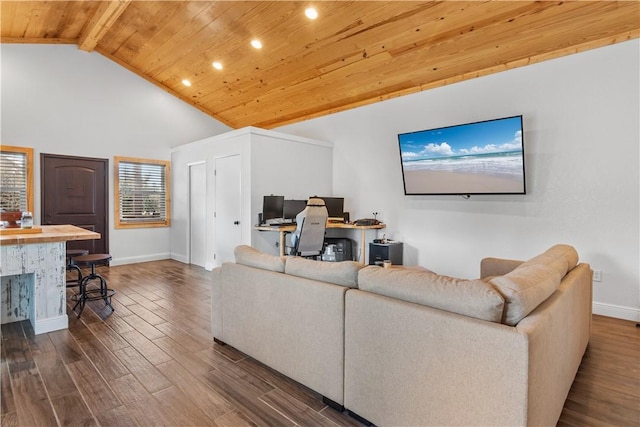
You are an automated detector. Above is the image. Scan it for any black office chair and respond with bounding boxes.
[291,198,328,259]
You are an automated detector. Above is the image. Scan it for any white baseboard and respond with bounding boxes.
[171,253,189,264]
[593,302,640,322]
[110,253,171,266]
[33,315,68,334]
[170,254,213,270]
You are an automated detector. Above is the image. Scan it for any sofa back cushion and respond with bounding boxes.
[358,266,505,322]
[234,245,286,273]
[285,257,361,288]
[489,244,579,326]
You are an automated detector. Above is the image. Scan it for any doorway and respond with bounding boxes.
[214,154,242,266]
[189,162,207,267]
[41,154,109,254]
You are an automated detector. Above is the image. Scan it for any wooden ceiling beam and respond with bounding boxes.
[0,37,76,44]
[78,0,131,52]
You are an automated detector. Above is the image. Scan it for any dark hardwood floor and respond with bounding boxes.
[1,260,638,426]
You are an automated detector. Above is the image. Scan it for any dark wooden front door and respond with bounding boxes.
[41,154,109,254]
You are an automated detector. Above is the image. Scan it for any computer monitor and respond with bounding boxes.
[262,195,284,222]
[316,197,344,221]
[283,199,307,220]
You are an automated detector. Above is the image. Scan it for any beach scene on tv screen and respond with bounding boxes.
[399,116,525,194]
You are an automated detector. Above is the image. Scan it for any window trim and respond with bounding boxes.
[114,156,171,229]
[0,145,34,213]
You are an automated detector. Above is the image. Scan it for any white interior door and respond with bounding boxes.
[189,163,207,267]
[214,154,242,266]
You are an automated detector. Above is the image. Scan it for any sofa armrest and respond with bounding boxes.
[480,257,524,279]
[514,263,592,426]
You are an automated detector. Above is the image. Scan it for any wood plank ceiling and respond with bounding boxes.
[2,1,639,129]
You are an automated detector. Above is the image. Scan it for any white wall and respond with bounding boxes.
[171,127,333,267]
[4,41,637,321]
[1,44,231,264]
[171,129,251,267]
[278,40,640,321]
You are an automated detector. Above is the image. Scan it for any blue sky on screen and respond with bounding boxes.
[399,116,523,160]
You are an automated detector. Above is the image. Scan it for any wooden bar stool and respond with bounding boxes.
[66,249,89,288]
[71,253,115,318]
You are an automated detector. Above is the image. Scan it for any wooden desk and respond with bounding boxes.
[256,222,386,262]
[1,225,100,334]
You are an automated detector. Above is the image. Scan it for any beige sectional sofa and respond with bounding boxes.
[212,244,592,426]
[211,246,361,406]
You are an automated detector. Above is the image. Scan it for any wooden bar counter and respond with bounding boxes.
[1,225,100,334]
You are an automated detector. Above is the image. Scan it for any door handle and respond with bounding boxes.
[233,220,240,225]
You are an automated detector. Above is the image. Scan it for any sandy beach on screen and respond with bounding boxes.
[404,169,524,194]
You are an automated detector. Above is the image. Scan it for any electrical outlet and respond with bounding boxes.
[593,269,602,282]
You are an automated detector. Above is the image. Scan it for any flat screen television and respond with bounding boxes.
[397,115,526,195]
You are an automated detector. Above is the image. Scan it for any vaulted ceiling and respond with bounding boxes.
[2,1,639,129]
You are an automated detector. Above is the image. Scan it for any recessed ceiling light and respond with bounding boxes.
[251,39,262,49]
[182,79,192,87]
[212,61,223,70]
[305,7,318,19]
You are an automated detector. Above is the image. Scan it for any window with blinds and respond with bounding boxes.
[114,157,171,228]
[0,146,34,212]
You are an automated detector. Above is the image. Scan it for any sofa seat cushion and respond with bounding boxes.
[285,257,361,288]
[358,266,505,322]
[489,244,579,326]
[234,245,286,272]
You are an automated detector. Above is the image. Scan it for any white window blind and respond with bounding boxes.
[118,161,167,223]
[0,150,28,211]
